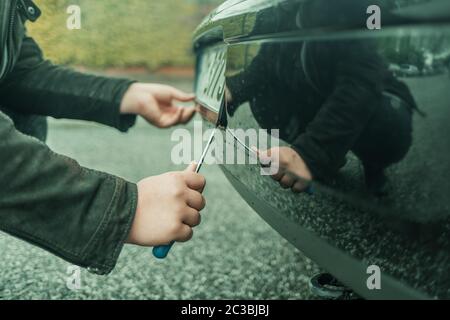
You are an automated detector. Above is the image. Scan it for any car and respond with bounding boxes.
[388,63,402,75]
[389,63,421,77]
[193,0,450,299]
[398,64,421,77]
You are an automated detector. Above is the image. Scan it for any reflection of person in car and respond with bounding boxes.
[226,0,421,194]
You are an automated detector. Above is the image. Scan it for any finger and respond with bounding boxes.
[170,107,185,126]
[271,169,285,181]
[156,108,183,128]
[254,147,274,167]
[174,225,194,243]
[185,162,198,172]
[292,181,307,193]
[183,171,206,191]
[253,147,271,159]
[185,189,206,211]
[182,208,202,227]
[178,107,196,124]
[280,174,295,189]
[172,88,196,102]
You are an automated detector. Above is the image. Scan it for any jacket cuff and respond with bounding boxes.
[106,78,138,133]
[83,178,138,275]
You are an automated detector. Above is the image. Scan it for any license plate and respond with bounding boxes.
[195,44,227,112]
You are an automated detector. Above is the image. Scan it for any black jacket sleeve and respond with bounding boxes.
[292,41,384,180]
[0,36,136,132]
[0,111,137,274]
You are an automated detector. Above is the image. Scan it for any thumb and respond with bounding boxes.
[185,162,198,172]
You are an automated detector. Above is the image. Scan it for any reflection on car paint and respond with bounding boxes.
[195,0,450,299]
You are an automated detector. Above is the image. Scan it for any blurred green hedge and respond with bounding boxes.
[28,0,218,70]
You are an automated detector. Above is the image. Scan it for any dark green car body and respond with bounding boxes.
[193,0,450,299]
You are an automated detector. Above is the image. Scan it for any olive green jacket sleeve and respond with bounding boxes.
[0,111,138,274]
[0,34,140,274]
[0,36,137,132]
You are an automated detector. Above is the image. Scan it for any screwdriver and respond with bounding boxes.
[152,128,217,259]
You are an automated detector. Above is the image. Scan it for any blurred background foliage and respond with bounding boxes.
[28,0,223,70]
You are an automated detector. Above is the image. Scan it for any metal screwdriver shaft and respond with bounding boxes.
[152,129,217,259]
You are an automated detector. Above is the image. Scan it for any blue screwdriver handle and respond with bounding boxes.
[153,241,175,259]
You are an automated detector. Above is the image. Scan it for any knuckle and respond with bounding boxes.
[279,180,290,189]
[197,174,206,187]
[272,172,284,181]
[182,171,193,179]
[193,190,203,203]
[175,204,187,218]
[292,181,306,193]
[184,229,194,241]
[194,213,202,227]
[200,196,206,210]
[279,157,289,166]
[191,211,201,227]
[172,184,186,198]
[170,222,183,236]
